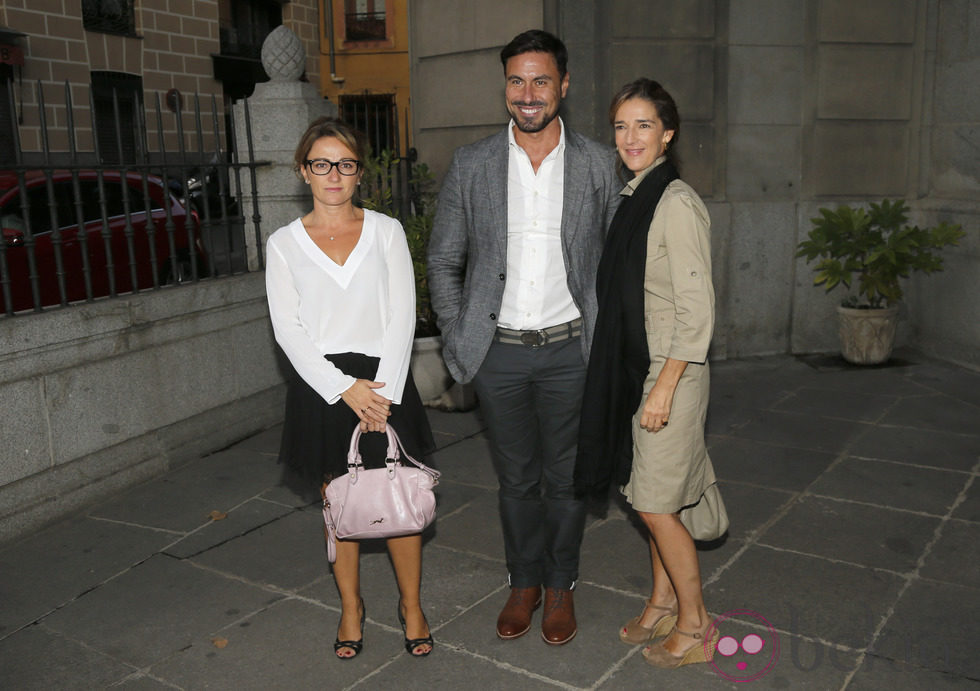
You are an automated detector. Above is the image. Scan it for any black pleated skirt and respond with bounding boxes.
[278,352,436,486]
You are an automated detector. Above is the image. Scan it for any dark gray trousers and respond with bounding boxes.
[472,336,588,590]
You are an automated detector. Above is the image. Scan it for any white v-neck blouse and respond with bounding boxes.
[265,209,416,405]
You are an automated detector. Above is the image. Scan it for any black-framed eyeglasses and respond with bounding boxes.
[305,158,361,176]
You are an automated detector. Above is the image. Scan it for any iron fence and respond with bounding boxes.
[0,81,265,317]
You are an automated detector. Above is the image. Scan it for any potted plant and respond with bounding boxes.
[795,199,965,364]
[360,150,452,400]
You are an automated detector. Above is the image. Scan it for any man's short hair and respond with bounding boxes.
[500,29,568,79]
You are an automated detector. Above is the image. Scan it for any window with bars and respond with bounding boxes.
[339,93,397,156]
[90,71,145,164]
[82,0,137,36]
[344,0,386,42]
[0,65,14,164]
[219,0,283,60]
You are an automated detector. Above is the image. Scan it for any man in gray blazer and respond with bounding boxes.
[428,30,620,645]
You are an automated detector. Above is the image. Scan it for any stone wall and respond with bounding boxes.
[409,0,979,369]
[0,274,287,543]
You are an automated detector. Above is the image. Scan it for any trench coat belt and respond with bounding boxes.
[493,317,583,347]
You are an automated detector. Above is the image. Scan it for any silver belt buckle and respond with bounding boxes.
[521,329,548,347]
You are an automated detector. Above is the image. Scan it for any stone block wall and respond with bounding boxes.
[0,274,287,543]
[409,0,979,369]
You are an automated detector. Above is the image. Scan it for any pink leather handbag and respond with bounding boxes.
[322,425,440,562]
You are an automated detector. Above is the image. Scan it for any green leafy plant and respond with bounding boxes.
[795,199,965,308]
[360,150,439,336]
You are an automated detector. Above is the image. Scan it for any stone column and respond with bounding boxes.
[234,25,337,270]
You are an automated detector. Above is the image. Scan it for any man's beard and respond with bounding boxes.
[509,101,559,133]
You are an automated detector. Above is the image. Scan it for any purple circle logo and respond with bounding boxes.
[707,610,780,682]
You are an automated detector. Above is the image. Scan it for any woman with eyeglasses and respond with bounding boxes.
[265,117,435,660]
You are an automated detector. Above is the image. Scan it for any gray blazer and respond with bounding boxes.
[428,126,621,383]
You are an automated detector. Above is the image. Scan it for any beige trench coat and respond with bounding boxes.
[620,161,718,514]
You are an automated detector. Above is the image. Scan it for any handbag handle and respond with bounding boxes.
[345,424,440,483]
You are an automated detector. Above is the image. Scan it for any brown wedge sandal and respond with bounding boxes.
[642,623,720,668]
[619,600,678,645]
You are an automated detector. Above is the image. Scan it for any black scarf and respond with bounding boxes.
[575,160,679,498]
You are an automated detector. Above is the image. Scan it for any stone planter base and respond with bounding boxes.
[837,304,899,365]
[411,335,453,402]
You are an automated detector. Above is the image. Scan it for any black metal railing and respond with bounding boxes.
[0,81,266,317]
[339,94,399,157]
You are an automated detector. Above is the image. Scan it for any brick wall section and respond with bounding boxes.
[283,0,322,88]
[2,0,320,159]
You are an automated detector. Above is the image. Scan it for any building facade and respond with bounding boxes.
[318,0,411,156]
[0,0,320,164]
[409,0,979,369]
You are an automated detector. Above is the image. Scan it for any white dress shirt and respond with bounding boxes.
[498,118,581,330]
[265,210,415,405]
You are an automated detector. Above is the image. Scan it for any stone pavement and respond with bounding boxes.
[1,351,978,690]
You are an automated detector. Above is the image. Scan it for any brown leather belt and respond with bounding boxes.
[493,317,583,347]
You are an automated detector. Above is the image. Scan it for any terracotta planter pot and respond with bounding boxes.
[411,335,453,402]
[836,304,899,365]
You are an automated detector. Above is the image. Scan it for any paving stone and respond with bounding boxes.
[773,386,898,422]
[149,596,404,689]
[40,554,282,668]
[427,491,505,565]
[717,481,795,540]
[579,515,652,594]
[880,394,980,436]
[231,423,283,455]
[761,495,939,572]
[0,516,174,636]
[0,623,138,688]
[4,355,978,688]
[875,580,980,679]
[706,374,795,435]
[259,481,317,508]
[105,675,176,690]
[433,478,495,523]
[433,435,497,490]
[434,582,643,687]
[908,363,980,409]
[599,659,732,689]
[919,521,980,589]
[727,409,870,455]
[163,497,295,559]
[685,613,860,688]
[847,426,979,471]
[426,409,486,448]
[187,508,332,592]
[808,456,968,515]
[706,545,905,649]
[364,642,564,690]
[951,482,980,522]
[709,436,837,491]
[90,445,284,532]
[849,653,979,689]
[790,357,935,396]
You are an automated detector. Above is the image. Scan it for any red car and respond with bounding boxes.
[0,169,207,313]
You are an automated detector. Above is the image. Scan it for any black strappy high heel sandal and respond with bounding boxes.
[334,600,366,660]
[397,601,434,657]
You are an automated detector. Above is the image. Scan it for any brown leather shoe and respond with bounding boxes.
[496,586,542,640]
[541,587,577,645]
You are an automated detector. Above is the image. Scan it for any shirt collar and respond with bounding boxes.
[621,155,668,196]
[508,117,566,161]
